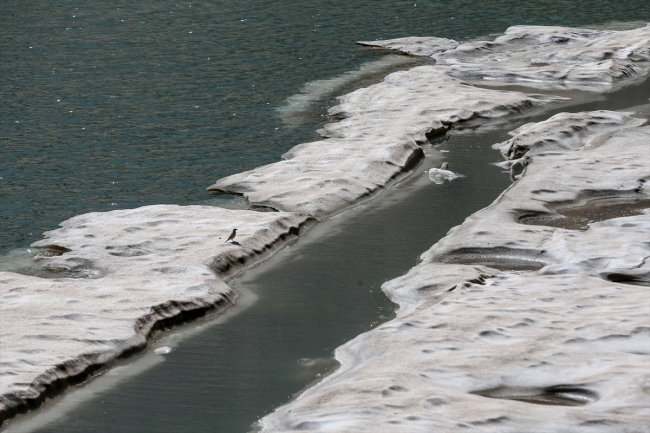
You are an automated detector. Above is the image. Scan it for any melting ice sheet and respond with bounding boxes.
[2,286,260,433]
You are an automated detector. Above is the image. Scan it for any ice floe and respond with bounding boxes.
[258,117,650,432]
[366,24,650,91]
[211,24,650,219]
[0,205,313,425]
[209,72,562,219]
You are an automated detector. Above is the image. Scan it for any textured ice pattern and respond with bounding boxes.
[365,24,650,91]
[209,72,562,219]
[0,206,313,424]
[259,117,650,432]
[2,24,649,428]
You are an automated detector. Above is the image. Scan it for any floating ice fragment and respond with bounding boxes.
[428,162,461,184]
[154,346,172,355]
[492,160,513,169]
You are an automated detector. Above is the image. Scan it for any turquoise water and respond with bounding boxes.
[2,0,649,255]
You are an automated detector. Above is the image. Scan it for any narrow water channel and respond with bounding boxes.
[5,78,649,433]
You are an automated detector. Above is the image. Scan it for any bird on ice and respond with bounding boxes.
[225,228,237,243]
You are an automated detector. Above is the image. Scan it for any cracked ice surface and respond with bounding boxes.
[259,118,650,432]
[0,205,313,423]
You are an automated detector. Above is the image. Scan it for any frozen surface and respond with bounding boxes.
[209,71,561,219]
[493,110,646,159]
[370,24,650,91]
[429,124,650,272]
[210,24,650,220]
[3,24,650,429]
[262,273,649,433]
[259,119,650,432]
[0,205,313,424]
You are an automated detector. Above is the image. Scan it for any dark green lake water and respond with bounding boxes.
[2,0,649,254]
[2,1,650,432]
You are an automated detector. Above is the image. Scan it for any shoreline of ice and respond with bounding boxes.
[1,23,649,428]
[0,207,315,426]
[259,113,650,432]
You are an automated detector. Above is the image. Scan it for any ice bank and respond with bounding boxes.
[1,24,649,429]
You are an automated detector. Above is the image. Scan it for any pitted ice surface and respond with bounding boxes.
[258,120,650,432]
[261,273,649,433]
[0,205,314,424]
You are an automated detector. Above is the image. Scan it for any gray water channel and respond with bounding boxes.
[5,77,649,433]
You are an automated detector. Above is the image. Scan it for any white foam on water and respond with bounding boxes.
[277,54,415,126]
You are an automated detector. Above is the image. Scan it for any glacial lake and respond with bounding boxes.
[2,0,649,431]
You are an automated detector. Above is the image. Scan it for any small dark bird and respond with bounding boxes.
[225,228,237,243]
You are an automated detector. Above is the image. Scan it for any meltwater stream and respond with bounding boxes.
[7,76,650,432]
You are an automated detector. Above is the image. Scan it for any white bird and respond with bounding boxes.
[225,228,237,243]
